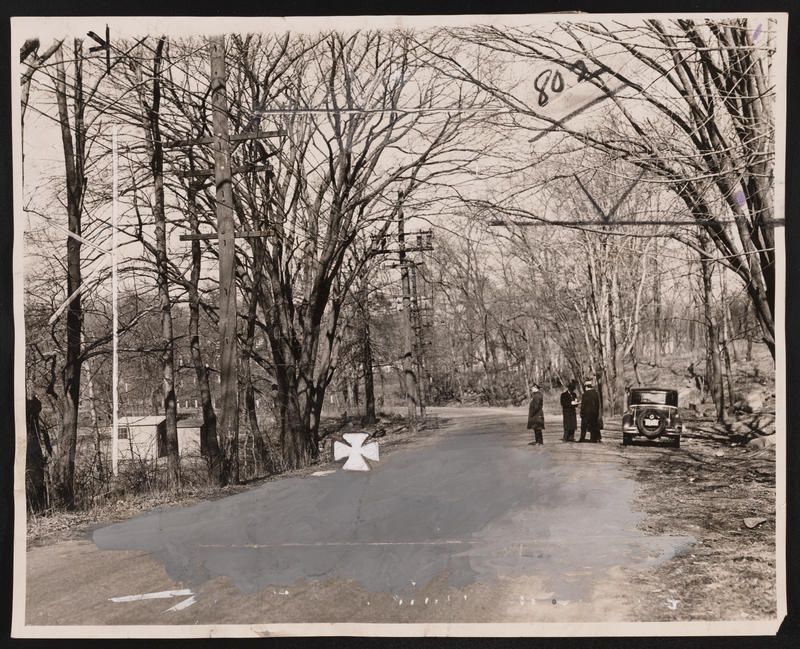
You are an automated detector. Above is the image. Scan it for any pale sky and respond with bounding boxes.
[14,14,785,309]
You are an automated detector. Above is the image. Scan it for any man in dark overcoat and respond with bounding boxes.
[527,384,545,445]
[559,381,579,442]
[579,380,602,443]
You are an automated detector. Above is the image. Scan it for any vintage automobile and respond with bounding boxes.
[621,387,683,448]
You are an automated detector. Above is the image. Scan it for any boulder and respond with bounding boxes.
[747,434,776,449]
[745,388,765,412]
[754,414,776,435]
[729,420,751,436]
[743,517,768,529]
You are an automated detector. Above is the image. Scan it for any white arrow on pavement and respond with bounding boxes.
[109,589,197,612]
[334,432,380,471]
[164,595,197,612]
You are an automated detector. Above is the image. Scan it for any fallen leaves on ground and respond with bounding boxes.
[619,419,776,621]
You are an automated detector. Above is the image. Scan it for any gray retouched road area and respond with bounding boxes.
[25,407,693,625]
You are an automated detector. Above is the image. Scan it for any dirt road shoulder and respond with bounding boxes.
[617,429,776,621]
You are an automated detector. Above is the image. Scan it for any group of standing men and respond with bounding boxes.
[526,380,603,444]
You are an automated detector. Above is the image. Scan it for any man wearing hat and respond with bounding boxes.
[559,380,579,442]
[527,384,545,445]
[579,379,602,443]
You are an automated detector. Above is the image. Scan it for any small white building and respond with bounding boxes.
[114,414,204,461]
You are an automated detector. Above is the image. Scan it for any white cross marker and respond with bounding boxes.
[334,432,380,471]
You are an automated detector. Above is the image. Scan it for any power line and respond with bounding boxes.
[252,106,511,116]
[488,218,785,228]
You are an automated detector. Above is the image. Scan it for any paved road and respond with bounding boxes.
[24,407,693,627]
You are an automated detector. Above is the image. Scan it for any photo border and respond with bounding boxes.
[5,8,793,640]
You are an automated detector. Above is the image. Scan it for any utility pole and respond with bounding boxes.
[210,35,240,483]
[359,278,377,425]
[111,128,119,477]
[373,198,434,424]
[166,35,284,484]
[409,262,426,419]
[398,193,418,425]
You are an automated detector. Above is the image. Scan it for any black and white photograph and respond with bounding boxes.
[10,12,787,637]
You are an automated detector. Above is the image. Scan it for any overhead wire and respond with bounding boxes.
[22,29,781,278]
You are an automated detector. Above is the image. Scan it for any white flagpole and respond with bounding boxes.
[111,128,119,477]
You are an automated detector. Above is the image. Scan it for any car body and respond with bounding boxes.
[621,387,682,448]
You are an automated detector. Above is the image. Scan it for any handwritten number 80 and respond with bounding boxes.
[534,69,565,107]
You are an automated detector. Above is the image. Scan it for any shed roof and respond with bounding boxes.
[177,417,204,428]
[115,414,204,428]
[117,415,165,427]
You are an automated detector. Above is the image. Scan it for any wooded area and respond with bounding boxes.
[19,17,779,512]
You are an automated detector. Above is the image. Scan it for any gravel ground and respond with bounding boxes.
[618,420,777,621]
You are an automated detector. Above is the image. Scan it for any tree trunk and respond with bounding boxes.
[521,350,531,396]
[210,35,240,485]
[84,360,103,476]
[264,313,320,471]
[725,301,739,362]
[242,271,272,476]
[448,332,465,403]
[700,235,725,423]
[279,374,317,470]
[144,37,180,488]
[720,273,736,410]
[26,396,48,512]
[632,348,643,385]
[244,361,267,476]
[653,251,662,365]
[721,322,735,411]
[609,267,626,416]
[51,41,85,510]
[360,283,377,425]
[396,199,421,420]
[186,179,224,484]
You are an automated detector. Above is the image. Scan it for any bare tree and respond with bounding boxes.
[358,277,378,425]
[698,233,726,422]
[185,176,226,482]
[131,37,182,487]
[225,31,488,468]
[443,18,779,358]
[48,40,90,509]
